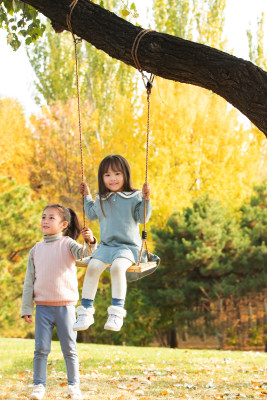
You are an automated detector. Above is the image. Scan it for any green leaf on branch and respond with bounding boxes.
[7,32,13,44]
[25,36,32,45]
[0,0,46,50]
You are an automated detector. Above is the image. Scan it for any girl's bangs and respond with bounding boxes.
[103,158,123,173]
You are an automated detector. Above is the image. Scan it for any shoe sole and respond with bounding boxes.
[73,326,89,331]
[73,322,94,331]
[104,324,121,331]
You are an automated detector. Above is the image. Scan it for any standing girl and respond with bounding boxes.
[73,154,159,333]
[21,204,97,400]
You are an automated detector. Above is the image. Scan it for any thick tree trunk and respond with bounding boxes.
[24,0,267,137]
[168,329,178,348]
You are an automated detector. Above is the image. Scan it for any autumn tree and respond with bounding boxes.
[0,178,45,337]
[230,181,267,297]
[142,182,266,348]
[0,98,32,183]
[27,24,83,105]
[29,99,99,209]
[26,0,137,204]
[142,194,240,347]
[132,0,267,223]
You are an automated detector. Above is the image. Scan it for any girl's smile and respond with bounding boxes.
[103,167,124,192]
[41,207,68,235]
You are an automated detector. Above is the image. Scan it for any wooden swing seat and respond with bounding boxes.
[75,259,157,273]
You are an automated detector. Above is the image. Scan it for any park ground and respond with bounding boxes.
[0,338,266,399]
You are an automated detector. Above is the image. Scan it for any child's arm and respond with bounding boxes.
[69,229,97,260]
[21,248,35,319]
[79,181,99,221]
[134,184,152,223]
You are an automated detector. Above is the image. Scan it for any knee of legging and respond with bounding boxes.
[110,262,124,278]
[85,259,103,277]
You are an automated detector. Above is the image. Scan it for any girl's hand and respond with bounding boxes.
[81,227,96,244]
[79,181,90,196]
[142,182,151,200]
[24,315,32,323]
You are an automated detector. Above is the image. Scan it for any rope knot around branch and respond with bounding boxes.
[131,29,155,92]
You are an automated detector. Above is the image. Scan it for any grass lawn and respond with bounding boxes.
[0,338,266,399]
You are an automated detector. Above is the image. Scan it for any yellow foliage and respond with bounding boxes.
[26,79,267,232]
[28,98,100,207]
[0,98,32,183]
[131,78,267,225]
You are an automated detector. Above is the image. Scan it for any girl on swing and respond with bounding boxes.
[73,154,159,332]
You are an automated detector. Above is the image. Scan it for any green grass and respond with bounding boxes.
[0,338,266,399]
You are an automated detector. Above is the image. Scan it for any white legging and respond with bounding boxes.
[82,258,133,300]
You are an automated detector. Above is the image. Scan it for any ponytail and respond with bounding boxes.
[43,204,81,240]
[65,208,81,240]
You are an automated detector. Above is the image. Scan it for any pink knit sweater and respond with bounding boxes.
[33,236,78,306]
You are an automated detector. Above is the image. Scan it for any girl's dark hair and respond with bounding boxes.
[98,155,136,215]
[43,204,81,240]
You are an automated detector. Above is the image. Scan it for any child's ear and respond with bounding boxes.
[63,221,68,229]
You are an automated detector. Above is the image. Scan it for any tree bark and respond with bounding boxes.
[168,329,178,348]
[24,0,267,137]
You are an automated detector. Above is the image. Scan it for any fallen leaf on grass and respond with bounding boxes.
[184,383,197,389]
[206,380,216,389]
[85,387,98,394]
[140,380,152,385]
[161,389,174,395]
[134,389,145,395]
[168,373,178,379]
[118,385,131,391]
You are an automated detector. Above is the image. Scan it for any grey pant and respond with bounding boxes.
[34,305,79,386]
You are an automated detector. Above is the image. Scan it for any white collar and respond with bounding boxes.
[96,191,141,200]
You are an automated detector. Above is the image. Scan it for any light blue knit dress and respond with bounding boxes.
[84,191,159,281]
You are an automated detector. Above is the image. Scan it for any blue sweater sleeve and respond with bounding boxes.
[84,195,98,221]
[134,198,152,224]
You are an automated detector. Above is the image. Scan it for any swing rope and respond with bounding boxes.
[131,29,155,265]
[67,0,92,257]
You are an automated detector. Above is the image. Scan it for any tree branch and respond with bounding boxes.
[23,0,267,137]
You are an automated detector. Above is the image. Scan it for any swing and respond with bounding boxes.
[67,4,157,273]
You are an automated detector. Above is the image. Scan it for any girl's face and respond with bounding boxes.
[41,207,68,235]
[103,167,125,192]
